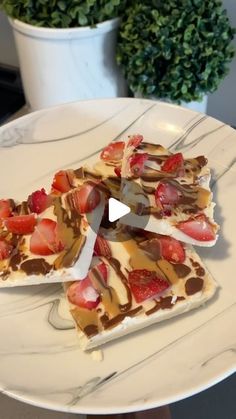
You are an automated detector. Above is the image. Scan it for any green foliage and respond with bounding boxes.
[117,0,236,102]
[0,0,127,28]
[1,0,235,102]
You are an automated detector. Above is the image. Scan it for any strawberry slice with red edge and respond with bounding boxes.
[72,182,101,213]
[5,214,36,235]
[51,170,74,193]
[161,153,185,176]
[0,199,13,219]
[129,153,148,177]
[128,269,169,303]
[93,261,108,284]
[140,236,185,263]
[94,236,111,258]
[27,188,51,214]
[176,214,216,242]
[114,166,121,177]
[67,277,100,310]
[158,236,185,263]
[67,262,108,310]
[100,141,125,161]
[127,134,143,148]
[0,240,13,260]
[30,218,64,255]
[155,181,182,212]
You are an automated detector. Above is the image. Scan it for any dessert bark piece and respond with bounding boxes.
[0,168,105,287]
[65,226,217,350]
[94,141,125,179]
[117,135,219,246]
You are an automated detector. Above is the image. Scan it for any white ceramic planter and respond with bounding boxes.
[10,18,127,110]
[180,95,208,113]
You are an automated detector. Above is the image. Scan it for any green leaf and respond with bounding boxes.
[58,1,66,12]
[0,0,126,27]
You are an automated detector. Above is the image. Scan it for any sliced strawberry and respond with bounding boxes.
[0,199,12,219]
[93,261,108,284]
[128,269,169,303]
[67,262,107,309]
[51,170,74,193]
[140,236,185,263]
[100,142,125,161]
[72,182,100,213]
[128,134,143,148]
[5,214,36,235]
[67,277,100,310]
[0,240,13,260]
[27,188,51,214]
[114,166,121,177]
[155,181,181,210]
[176,214,216,242]
[129,153,148,177]
[94,236,111,258]
[161,153,185,176]
[158,236,185,263]
[30,218,64,255]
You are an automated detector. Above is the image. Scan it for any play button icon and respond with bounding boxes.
[108,198,130,222]
[86,176,151,242]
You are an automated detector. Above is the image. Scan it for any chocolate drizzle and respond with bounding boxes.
[139,238,161,261]
[139,142,166,154]
[15,201,30,215]
[102,306,143,330]
[54,235,86,269]
[20,258,52,275]
[123,142,212,218]
[141,171,174,182]
[69,258,133,337]
[107,258,132,312]
[195,266,205,277]
[84,324,99,338]
[190,258,206,277]
[9,250,23,271]
[146,296,185,315]
[137,176,210,216]
[83,169,103,180]
[185,277,204,295]
[53,196,86,269]
[172,264,191,278]
[74,167,84,178]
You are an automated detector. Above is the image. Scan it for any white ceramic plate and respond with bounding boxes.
[0,98,235,414]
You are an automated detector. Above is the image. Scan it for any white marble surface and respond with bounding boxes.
[0,98,235,415]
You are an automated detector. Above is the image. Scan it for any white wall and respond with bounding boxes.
[207,0,236,126]
[0,11,18,67]
[0,4,235,124]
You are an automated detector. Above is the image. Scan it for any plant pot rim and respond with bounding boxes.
[9,16,120,39]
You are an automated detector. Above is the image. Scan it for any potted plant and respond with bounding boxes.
[117,0,235,113]
[0,0,128,110]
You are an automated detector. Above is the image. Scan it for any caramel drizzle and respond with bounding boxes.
[72,257,136,336]
[101,307,143,330]
[138,176,211,215]
[70,234,194,338]
[53,197,86,269]
[138,141,207,176]
[127,143,211,215]
[107,257,133,312]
